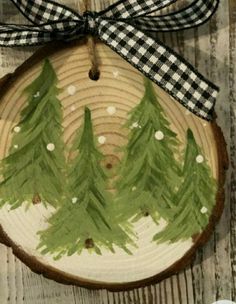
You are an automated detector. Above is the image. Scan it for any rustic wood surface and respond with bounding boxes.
[0,0,235,303]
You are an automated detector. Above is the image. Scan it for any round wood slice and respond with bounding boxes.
[0,41,228,291]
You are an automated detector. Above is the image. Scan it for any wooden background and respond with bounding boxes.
[0,0,235,303]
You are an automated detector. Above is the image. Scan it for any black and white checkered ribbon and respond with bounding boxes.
[0,0,220,120]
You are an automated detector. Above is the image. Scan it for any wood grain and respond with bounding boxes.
[0,0,234,303]
[0,40,227,290]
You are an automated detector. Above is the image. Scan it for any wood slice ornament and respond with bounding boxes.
[0,41,228,291]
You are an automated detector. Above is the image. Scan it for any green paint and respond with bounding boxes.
[0,59,66,210]
[38,108,135,260]
[0,59,217,255]
[114,78,181,225]
[153,129,217,243]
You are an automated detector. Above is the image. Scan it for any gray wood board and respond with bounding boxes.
[0,0,235,303]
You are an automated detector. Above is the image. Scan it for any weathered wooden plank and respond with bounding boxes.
[15,257,24,304]
[8,250,17,304]
[0,0,235,303]
[0,245,9,304]
[229,0,236,301]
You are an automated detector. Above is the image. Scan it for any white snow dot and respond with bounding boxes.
[98,136,106,144]
[196,155,204,163]
[72,197,78,204]
[14,145,18,149]
[70,105,76,112]
[106,106,116,115]
[131,122,139,129]
[113,71,119,78]
[132,186,137,191]
[47,143,55,152]
[201,206,208,214]
[14,126,21,133]
[155,131,164,141]
[34,91,40,98]
[67,85,77,96]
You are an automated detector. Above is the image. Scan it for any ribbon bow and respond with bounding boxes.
[0,0,219,120]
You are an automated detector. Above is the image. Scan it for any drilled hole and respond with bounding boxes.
[89,69,100,81]
[106,163,113,169]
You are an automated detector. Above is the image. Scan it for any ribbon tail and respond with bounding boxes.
[131,0,219,32]
[98,20,219,121]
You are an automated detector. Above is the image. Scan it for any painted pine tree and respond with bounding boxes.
[0,59,66,209]
[38,107,134,259]
[153,129,217,243]
[115,78,181,224]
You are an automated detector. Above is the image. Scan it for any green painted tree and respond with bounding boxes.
[114,78,181,224]
[153,129,217,243]
[38,107,134,259]
[0,59,66,209]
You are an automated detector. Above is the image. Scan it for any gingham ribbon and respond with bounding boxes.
[0,0,220,120]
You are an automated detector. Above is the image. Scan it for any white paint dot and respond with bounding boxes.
[34,91,40,98]
[47,143,55,152]
[113,71,119,78]
[196,155,204,163]
[72,197,78,204]
[131,122,139,129]
[201,207,208,214]
[155,131,164,141]
[98,136,106,144]
[14,145,18,149]
[14,126,21,133]
[70,105,76,112]
[132,186,137,191]
[67,85,77,96]
[106,106,116,115]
